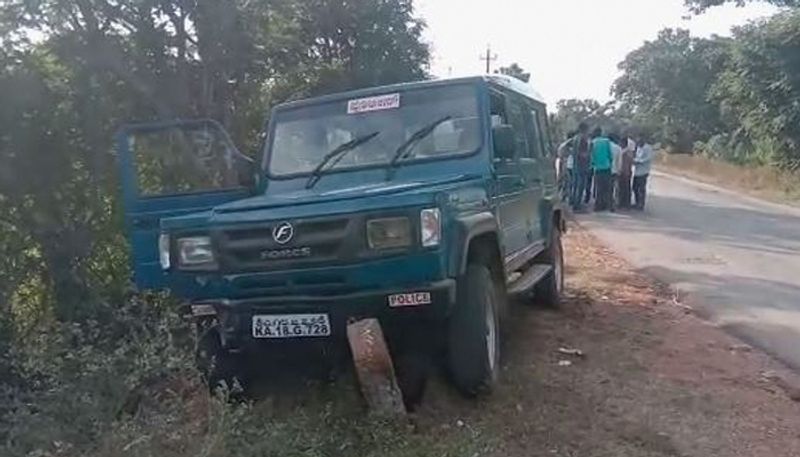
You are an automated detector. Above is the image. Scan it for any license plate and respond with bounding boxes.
[252,313,331,339]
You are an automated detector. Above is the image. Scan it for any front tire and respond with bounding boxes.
[447,264,502,397]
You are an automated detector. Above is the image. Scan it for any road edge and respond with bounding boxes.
[569,207,800,375]
[652,169,800,217]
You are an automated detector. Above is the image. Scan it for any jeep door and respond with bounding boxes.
[507,94,546,246]
[116,119,254,289]
[489,89,534,257]
[528,103,558,203]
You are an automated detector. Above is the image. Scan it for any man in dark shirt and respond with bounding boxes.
[569,122,591,211]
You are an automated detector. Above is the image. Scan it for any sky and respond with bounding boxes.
[415,0,779,105]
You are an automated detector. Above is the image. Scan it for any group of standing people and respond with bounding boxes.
[558,122,654,213]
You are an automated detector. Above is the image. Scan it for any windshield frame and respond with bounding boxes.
[261,81,486,180]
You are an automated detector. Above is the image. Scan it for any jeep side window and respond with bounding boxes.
[526,107,546,160]
[530,106,552,158]
[506,96,531,160]
[489,91,508,128]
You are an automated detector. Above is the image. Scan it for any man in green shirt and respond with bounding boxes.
[590,127,613,211]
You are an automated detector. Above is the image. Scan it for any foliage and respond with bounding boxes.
[684,0,800,14]
[0,0,430,323]
[0,0,431,453]
[1,301,478,457]
[711,10,800,170]
[495,63,530,83]
[612,28,729,151]
[549,98,637,142]
[612,6,800,171]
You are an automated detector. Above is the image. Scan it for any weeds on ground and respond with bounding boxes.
[0,297,479,457]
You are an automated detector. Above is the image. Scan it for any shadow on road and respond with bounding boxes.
[578,190,800,371]
[590,194,800,256]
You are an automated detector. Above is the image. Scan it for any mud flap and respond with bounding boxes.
[346,318,406,416]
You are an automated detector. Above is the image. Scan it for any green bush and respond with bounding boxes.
[0,296,481,457]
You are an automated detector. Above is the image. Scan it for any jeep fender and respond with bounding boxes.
[448,212,500,277]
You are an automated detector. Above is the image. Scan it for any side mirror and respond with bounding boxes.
[492,124,516,160]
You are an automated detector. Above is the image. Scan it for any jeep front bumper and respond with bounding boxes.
[186,278,456,351]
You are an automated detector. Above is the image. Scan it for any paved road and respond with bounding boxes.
[577,172,800,370]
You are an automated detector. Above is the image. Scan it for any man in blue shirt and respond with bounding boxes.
[590,127,613,211]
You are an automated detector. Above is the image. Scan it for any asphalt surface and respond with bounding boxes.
[577,172,800,371]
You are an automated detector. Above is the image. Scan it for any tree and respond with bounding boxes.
[612,28,729,151]
[0,0,431,321]
[551,99,610,137]
[495,63,530,83]
[711,11,800,169]
[685,0,800,14]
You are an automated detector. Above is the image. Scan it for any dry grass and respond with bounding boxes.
[655,153,800,205]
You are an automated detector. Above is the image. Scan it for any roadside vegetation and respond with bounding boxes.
[551,0,800,190]
[0,0,433,454]
[654,152,800,204]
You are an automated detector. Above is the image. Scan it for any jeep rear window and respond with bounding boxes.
[267,84,481,177]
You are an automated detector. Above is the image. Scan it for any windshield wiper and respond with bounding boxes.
[305,131,380,189]
[386,116,451,180]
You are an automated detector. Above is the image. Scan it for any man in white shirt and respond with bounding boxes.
[556,131,577,203]
[618,136,636,209]
[608,133,623,212]
[633,138,654,210]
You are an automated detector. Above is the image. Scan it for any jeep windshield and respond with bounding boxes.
[267,84,481,177]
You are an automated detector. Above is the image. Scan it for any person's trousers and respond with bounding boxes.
[560,168,573,202]
[632,174,649,209]
[617,173,632,208]
[585,169,594,204]
[611,173,618,211]
[570,169,588,209]
[594,169,612,211]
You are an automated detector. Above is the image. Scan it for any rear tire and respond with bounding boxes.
[447,263,502,397]
[535,225,564,307]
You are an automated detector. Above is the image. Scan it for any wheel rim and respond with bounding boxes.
[485,293,497,373]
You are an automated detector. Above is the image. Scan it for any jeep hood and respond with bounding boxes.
[213,174,478,214]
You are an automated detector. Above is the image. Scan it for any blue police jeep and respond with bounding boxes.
[117,75,565,399]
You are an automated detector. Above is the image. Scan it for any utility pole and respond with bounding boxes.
[480,44,497,74]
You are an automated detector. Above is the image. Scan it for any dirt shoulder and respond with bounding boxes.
[407,224,800,456]
[90,225,800,457]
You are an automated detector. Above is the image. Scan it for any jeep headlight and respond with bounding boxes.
[420,208,441,247]
[367,217,411,249]
[177,236,216,268]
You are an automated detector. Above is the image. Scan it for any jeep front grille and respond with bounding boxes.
[215,216,358,273]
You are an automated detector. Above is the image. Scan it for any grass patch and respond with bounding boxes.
[655,153,800,205]
[90,382,482,457]
[0,301,482,457]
